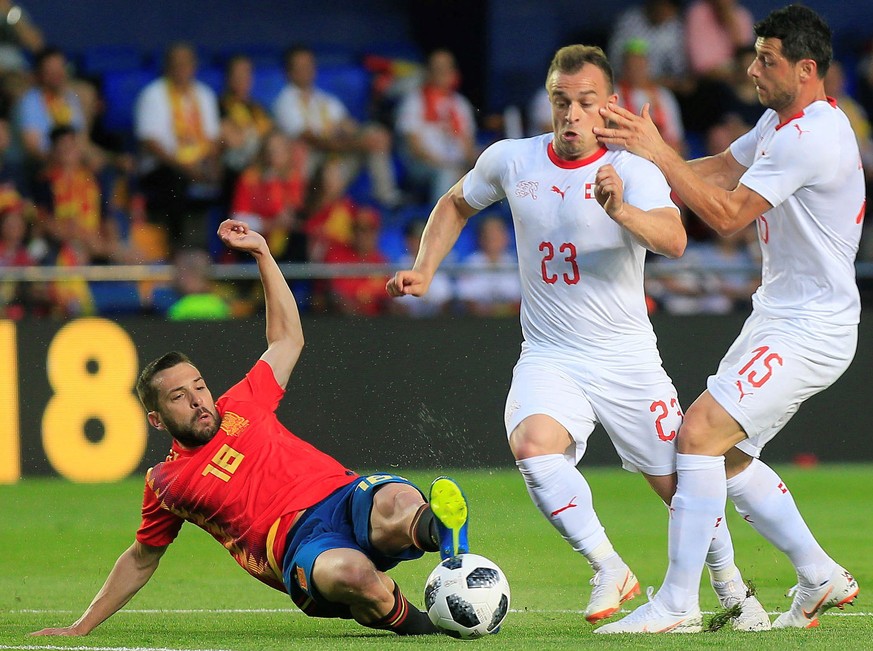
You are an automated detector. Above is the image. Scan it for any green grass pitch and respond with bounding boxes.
[1,465,871,650]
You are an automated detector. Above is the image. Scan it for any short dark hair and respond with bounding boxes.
[546,45,614,93]
[137,351,194,412]
[754,4,832,78]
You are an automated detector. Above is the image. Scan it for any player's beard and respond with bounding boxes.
[163,408,222,448]
[757,83,795,114]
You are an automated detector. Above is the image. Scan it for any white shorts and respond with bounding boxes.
[504,346,682,475]
[707,311,857,456]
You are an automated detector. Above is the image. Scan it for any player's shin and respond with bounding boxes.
[727,458,834,584]
[409,503,440,553]
[658,454,726,615]
[516,454,615,564]
[367,582,438,635]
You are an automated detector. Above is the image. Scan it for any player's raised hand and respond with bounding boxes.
[217,219,267,254]
[594,164,625,221]
[594,103,667,162]
[386,269,430,298]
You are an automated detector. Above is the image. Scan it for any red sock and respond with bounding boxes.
[369,583,437,635]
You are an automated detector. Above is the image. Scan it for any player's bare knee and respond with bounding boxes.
[314,553,381,603]
[509,418,570,459]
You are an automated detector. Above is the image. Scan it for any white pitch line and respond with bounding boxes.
[0,646,231,651]
[10,607,873,617]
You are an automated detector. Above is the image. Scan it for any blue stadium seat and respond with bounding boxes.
[316,65,372,122]
[379,224,408,262]
[79,44,146,77]
[101,68,158,133]
[252,64,286,108]
[363,41,424,63]
[89,281,144,315]
[214,44,282,68]
[310,43,358,67]
[196,66,224,95]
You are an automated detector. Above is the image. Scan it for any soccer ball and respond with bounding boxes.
[424,553,510,639]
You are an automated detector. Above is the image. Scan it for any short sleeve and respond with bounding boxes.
[136,475,183,547]
[737,124,832,209]
[216,360,285,413]
[729,125,758,168]
[620,155,678,213]
[462,140,511,210]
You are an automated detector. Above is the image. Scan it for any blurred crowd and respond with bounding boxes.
[1,0,872,320]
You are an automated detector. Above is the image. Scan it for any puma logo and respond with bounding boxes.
[551,185,566,199]
[736,380,753,402]
[550,496,577,517]
[794,124,810,138]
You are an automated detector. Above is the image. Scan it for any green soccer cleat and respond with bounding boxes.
[429,476,469,560]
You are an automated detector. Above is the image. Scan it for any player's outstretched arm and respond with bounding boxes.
[595,103,771,236]
[30,541,166,637]
[386,178,478,298]
[217,219,303,389]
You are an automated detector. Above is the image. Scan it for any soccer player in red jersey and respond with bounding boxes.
[30,219,468,638]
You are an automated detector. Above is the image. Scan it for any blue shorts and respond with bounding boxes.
[282,472,426,618]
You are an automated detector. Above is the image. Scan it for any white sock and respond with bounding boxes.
[706,517,738,582]
[727,458,835,585]
[658,453,726,614]
[516,454,620,568]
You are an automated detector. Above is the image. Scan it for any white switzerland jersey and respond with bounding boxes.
[730,98,865,326]
[463,134,678,355]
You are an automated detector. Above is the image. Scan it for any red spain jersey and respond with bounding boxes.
[136,360,358,592]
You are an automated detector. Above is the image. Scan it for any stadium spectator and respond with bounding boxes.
[685,0,755,80]
[219,54,273,203]
[272,45,400,207]
[303,156,357,262]
[32,125,131,269]
[596,5,862,633]
[0,0,43,72]
[395,49,476,205]
[135,42,221,251]
[165,248,231,321]
[389,44,768,632]
[455,215,520,317]
[825,60,873,168]
[615,38,685,153]
[390,218,454,317]
[0,203,51,319]
[29,218,468,639]
[11,47,90,183]
[607,0,688,90]
[647,225,760,315]
[324,206,389,316]
[526,86,551,136]
[230,130,307,260]
[704,46,765,156]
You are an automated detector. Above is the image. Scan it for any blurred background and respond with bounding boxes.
[2,0,872,481]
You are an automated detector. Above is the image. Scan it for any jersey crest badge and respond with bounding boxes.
[220,411,249,437]
[515,180,539,199]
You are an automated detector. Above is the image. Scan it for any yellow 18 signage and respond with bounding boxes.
[1,318,147,483]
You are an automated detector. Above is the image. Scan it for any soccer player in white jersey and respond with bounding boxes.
[387,44,769,630]
[595,5,863,633]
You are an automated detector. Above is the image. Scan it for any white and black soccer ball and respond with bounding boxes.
[424,553,510,639]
